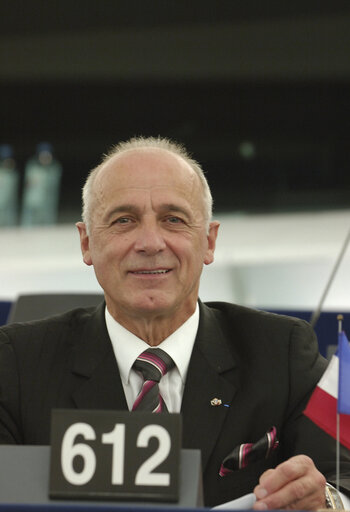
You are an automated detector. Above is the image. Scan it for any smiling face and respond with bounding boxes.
[77,148,219,330]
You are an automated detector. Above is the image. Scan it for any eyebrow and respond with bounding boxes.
[104,203,191,223]
[157,203,191,217]
[104,205,140,223]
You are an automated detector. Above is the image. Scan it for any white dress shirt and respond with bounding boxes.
[105,303,199,412]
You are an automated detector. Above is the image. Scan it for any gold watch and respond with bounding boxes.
[325,483,344,509]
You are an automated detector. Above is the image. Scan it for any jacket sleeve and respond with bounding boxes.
[0,330,23,444]
[282,320,350,495]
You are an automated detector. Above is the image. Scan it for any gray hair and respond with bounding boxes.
[81,136,213,233]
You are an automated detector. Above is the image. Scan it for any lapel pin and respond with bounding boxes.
[210,398,222,406]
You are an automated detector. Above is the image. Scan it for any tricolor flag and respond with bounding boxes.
[304,332,350,450]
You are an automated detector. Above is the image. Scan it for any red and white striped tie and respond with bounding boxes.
[132,348,174,413]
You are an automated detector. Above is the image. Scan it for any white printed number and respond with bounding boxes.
[135,425,171,486]
[61,422,96,485]
[102,423,125,485]
[61,423,171,487]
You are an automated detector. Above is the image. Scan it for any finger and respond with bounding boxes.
[254,473,326,510]
[256,491,326,511]
[257,455,314,495]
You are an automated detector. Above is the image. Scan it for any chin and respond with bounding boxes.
[128,295,176,315]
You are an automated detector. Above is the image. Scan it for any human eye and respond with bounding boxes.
[115,217,131,224]
[165,215,185,224]
[110,216,134,226]
[168,216,183,223]
[163,215,188,229]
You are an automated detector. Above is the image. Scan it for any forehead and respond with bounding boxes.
[94,148,201,200]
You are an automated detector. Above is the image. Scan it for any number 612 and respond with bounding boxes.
[61,422,171,487]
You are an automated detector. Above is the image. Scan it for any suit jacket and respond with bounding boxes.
[0,300,349,506]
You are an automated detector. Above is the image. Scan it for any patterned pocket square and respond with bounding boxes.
[219,426,279,476]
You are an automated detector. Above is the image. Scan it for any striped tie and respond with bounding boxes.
[132,348,175,413]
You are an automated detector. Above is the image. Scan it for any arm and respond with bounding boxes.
[253,320,350,510]
[0,330,22,444]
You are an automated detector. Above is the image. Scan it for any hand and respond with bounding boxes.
[253,455,326,510]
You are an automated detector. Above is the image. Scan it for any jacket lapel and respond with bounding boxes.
[69,304,128,411]
[181,301,239,470]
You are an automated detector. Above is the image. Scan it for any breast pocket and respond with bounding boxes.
[218,452,279,503]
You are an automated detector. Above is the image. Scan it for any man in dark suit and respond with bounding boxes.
[0,136,349,508]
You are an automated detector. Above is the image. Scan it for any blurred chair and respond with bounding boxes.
[7,293,104,323]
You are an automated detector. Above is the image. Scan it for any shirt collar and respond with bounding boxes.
[105,304,199,385]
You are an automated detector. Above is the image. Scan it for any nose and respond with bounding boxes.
[133,219,166,255]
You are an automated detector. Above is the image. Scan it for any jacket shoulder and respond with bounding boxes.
[0,305,102,349]
[200,300,319,358]
[202,300,310,329]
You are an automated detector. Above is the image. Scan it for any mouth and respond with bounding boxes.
[129,269,171,275]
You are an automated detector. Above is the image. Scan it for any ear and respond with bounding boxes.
[204,221,220,265]
[76,222,93,266]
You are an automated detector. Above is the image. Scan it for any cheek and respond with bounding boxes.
[192,234,210,257]
[179,233,207,253]
[93,234,126,257]
[180,242,208,269]
[89,240,115,269]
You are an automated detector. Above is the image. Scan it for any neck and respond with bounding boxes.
[106,302,197,346]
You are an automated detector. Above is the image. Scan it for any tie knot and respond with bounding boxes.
[133,348,175,383]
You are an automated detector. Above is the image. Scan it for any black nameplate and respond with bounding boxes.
[49,409,181,502]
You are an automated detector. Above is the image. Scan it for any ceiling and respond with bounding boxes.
[2,1,350,35]
[1,1,350,83]
[1,1,350,216]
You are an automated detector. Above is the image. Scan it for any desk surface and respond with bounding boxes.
[0,505,207,512]
[0,446,203,510]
